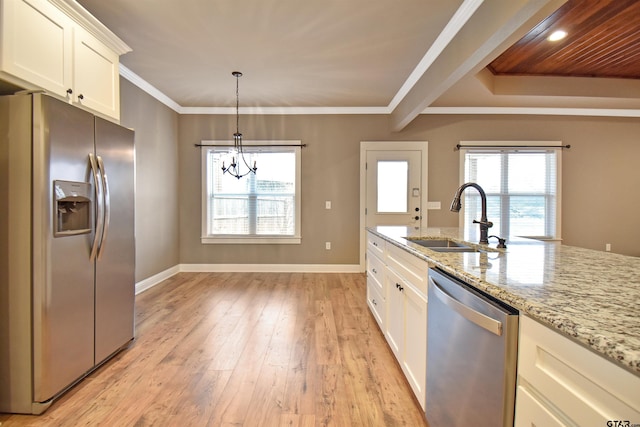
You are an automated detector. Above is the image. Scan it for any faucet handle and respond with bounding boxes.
[473,219,494,228]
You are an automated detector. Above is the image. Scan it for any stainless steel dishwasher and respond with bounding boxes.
[426,268,519,427]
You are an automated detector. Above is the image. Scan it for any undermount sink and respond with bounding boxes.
[407,239,467,248]
[406,238,479,252]
[429,246,479,253]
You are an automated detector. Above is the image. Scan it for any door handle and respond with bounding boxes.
[96,155,110,260]
[429,276,503,336]
[89,153,103,262]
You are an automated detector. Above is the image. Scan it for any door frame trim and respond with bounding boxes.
[359,141,429,271]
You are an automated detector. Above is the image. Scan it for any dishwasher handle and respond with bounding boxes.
[429,276,503,336]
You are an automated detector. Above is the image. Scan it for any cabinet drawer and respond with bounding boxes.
[367,232,386,259]
[366,250,385,293]
[518,315,640,425]
[367,280,385,330]
[386,243,429,296]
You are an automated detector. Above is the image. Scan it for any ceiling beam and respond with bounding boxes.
[389,0,568,131]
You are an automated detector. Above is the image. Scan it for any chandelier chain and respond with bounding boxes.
[222,71,257,179]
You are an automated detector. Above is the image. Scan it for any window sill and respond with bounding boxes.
[201,236,301,245]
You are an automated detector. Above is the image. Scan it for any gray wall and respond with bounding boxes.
[404,114,640,256]
[119,80,640,281]
[119,79,180,281]
[178,114,391,265]
[178,113,640,263]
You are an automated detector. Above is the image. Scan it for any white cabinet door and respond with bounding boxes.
[516,315,640,426]
[403,282,427,409]
[385,267,404,361]
[385,266,428,410]
[515,385,569,427]
[73,27,120,119]
[366,279,385,329]
[1,0,73,96]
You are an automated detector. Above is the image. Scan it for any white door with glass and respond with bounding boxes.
[366,150,422,228]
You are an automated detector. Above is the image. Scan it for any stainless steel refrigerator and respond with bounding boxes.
[0,93,135,414]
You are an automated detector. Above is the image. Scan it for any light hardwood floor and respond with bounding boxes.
[0,272,428,426]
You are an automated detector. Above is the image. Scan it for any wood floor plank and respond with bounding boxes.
[0,272,428,427]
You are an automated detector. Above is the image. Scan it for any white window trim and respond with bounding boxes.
[200,140,302,244]
[458,141,562,241]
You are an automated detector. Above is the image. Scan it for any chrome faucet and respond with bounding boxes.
[450,182,493,245]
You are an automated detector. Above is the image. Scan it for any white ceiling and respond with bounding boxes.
[77,0,640,128]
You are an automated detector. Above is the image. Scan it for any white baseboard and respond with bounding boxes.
[179,263,363,273]
[135,265,180,295]
[135,264,364,295]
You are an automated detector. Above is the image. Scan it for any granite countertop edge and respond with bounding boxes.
[368,226,640,376]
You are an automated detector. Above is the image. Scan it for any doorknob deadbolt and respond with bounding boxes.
[415,207,420,211]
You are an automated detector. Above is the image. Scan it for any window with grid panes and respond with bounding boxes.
[201,144,301,244]
[459,144,561,241]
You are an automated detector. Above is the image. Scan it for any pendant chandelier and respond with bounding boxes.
[221,71,257,179]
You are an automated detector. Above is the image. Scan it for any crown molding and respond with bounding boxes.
[120,65,640,119]
[119,65,182,112]
[50,0,131,54]
[180,106,390,115]
[422,107,640,117]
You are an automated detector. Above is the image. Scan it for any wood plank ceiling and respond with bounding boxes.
[488,0,640,79]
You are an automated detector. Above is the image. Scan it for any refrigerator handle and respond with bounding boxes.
[96,155,110,260]
[89,153,104,262]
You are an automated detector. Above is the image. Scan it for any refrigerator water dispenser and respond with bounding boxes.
[54,180,91,236]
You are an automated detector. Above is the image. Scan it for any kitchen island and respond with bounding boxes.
[368,225,640,375]
[368,225,640,425]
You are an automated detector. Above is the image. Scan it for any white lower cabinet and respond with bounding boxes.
[366,233,386,330]
[385,245,428,411]
[398,274,427,409]
[515,383,569,427]
[385,267,404,358]
[515,315,640,426]
[365,232,428,410]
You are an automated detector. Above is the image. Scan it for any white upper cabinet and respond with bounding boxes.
[0,0,130,120]
[72,26,120,119]
[1,0,73,95]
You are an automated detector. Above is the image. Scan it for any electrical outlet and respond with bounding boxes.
[325,201,331,209]
[605,243,611,252]
[325,242,331,250]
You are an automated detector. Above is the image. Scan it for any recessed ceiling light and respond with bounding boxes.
[548,30,567,42]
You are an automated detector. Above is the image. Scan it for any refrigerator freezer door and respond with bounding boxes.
[94,117,135,364]
[32,95,95,403]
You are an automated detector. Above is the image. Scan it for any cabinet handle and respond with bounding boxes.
[66,88,73,95]
[78,94,84,100]
[373,242,378,247]
[372,268,377,274]
[371,298,377,306]
[396,283,403,292]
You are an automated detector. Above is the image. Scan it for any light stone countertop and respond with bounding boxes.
[368,226,640,376]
